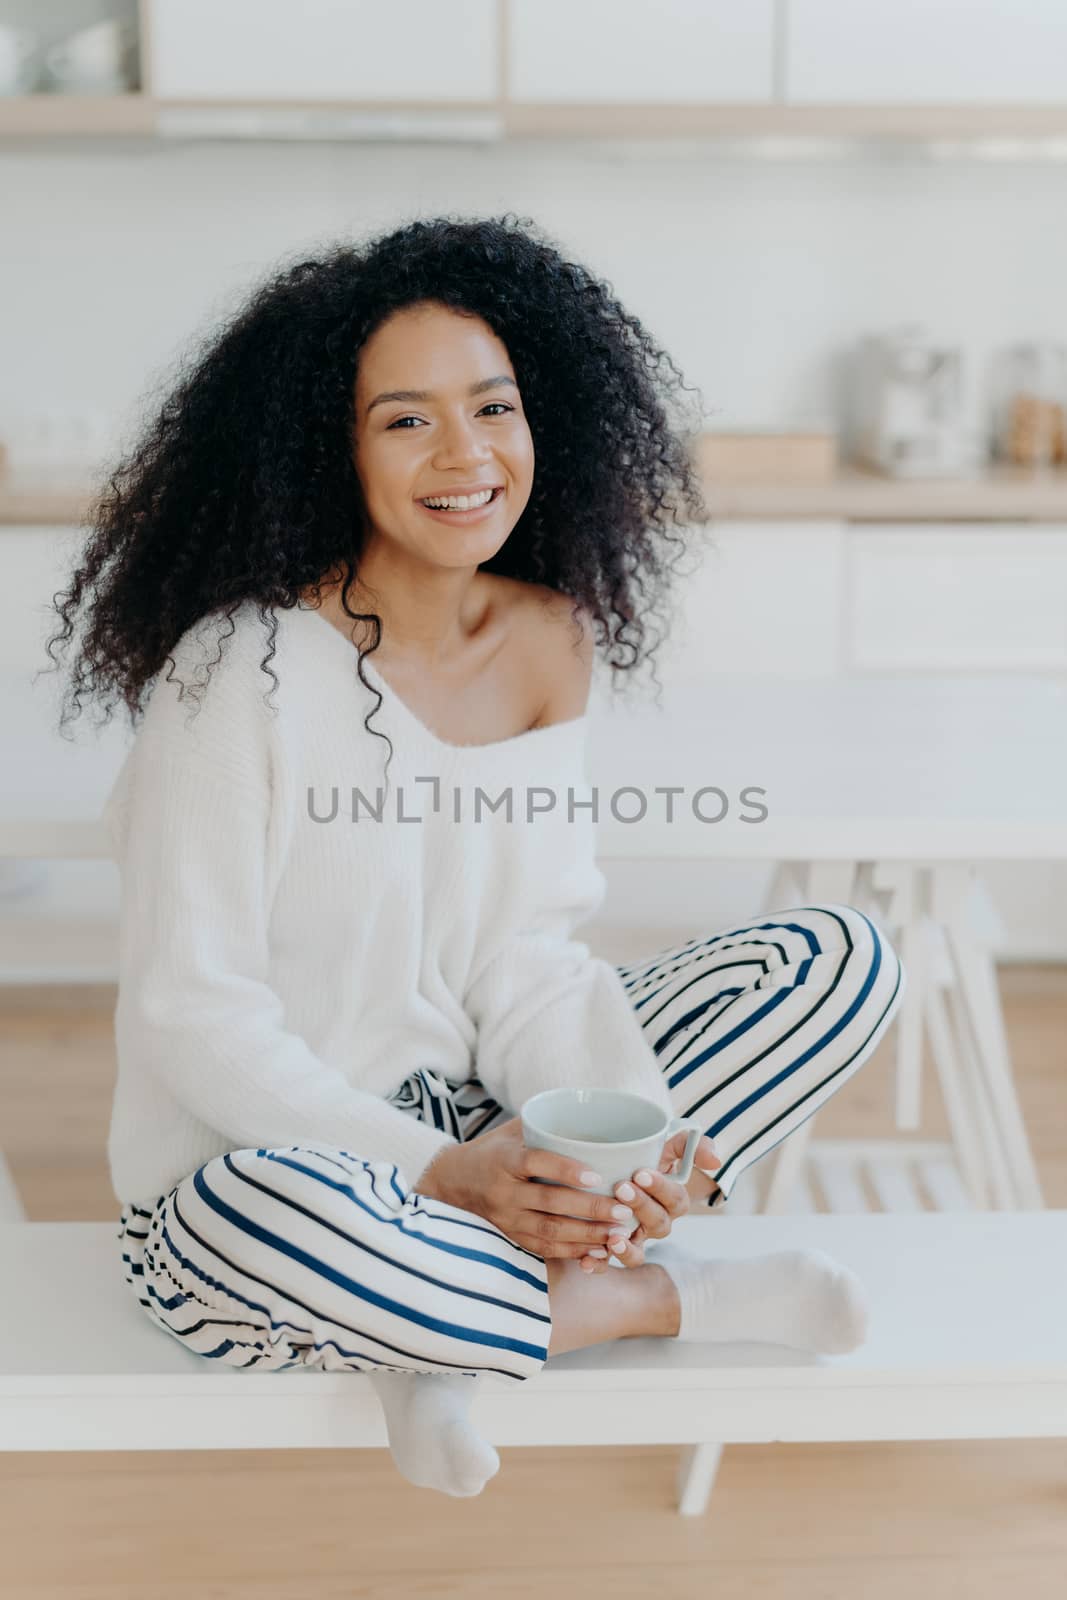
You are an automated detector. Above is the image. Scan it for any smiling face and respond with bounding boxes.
[352,300,535,569]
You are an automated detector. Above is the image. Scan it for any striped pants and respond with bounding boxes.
[118,901,904,1384]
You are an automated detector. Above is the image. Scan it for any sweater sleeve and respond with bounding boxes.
[106,636,455,1187]
[462,807,674,1121]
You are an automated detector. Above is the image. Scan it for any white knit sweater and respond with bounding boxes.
[103,597,673,1209]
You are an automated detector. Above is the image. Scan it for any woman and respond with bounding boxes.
[47,213,905,1498]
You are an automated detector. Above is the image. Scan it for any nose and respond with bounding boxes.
[431,410,494,469]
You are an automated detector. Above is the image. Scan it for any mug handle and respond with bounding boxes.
[664,1116,702,1183]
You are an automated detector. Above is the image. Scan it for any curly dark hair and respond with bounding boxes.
[44,210,711,775]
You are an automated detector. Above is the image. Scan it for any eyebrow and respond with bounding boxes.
[365,375,519,416]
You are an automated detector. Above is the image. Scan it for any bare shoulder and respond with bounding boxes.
[516,580,596,726]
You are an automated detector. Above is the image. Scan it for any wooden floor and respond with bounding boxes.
[0,964,1065,1599]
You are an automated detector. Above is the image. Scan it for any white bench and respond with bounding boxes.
[3,1209,1065,1514]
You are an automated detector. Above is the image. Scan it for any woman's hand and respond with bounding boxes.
[597,1131,722,1272]
[413,1116,641,1263]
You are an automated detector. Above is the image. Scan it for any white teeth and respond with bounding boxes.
[421,489,496,510]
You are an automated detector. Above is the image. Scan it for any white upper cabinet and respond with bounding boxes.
[508,0,776,103]
[847,527,1067,672]
[151,0,499,101]
[785,0,1067,104]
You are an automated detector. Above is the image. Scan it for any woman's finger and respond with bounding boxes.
[517,1235,626,1261]
[693,1133,721,1173]
[659,1131,720,1174]
[520,1177,636,1226]
[521,1209,635,1247]
[580,1248,611,1274]
[606,1232,646,1269]
[614,1165,688,1239]
[631,1165,690,1222]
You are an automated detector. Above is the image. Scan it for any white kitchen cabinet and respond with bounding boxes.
[150,0,499,102]
[0,525,83,672]
[651,521,845,684]
[846,525,1067,671]
[508,0,776,103]
[785,0,1067,104]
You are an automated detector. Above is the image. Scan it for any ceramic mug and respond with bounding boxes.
[0,26,38,94]
[520,1087,702,1236]
[45,19,134,91]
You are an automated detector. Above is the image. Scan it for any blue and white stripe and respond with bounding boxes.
[119,899,904,1381]
[615,901,904,1205]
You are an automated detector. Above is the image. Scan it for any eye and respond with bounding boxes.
[386,403,515,430]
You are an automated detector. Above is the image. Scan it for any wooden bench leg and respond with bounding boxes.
[891,868,926,1132]
[761,1111,818,1214]
[865,861,927,1134]
[923,976,994,1208]
[676,1442,724,1516]
[944,979,1015,1208]
[761,857,1043,1215]
[802,861,859,906]
[935,864,1045,1210]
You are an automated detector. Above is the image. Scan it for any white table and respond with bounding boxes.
[5,1210,1066,1521]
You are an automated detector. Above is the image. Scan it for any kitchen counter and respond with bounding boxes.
[0,482,90,526]
[702,464,1067,522]
[7,463,1067,525]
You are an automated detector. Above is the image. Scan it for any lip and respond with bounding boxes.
[415,485,505,521]
[416,484,504,501]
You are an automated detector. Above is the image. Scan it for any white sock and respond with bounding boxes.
[368,1371,501,1497]
[649,1243,870,1355]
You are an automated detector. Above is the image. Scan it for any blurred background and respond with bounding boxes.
[1,0,1067,975]
[1,6,1066,1593]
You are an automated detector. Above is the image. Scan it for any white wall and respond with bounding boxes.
[2,140,1067,450]
[2,138,1066,970]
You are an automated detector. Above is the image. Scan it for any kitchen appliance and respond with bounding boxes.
[0,23,38,93]
[854,326,979,478]
[43,17,137,94]
[991,341,1067,470]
